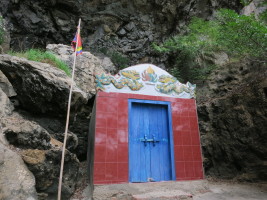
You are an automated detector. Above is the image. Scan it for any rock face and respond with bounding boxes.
[0,142,38,200]
[0,50,105,198]
[0,0,242,65]
[197,60,267,181]
[46,44,106,97]
[22,148,79,200]
[1,117,51,149]
[0,54,87,116]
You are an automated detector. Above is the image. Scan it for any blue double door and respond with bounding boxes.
[129,100,175,182]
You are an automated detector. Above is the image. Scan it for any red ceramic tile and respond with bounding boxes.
[171,102,183,113]
[157,96,173,102]
[97,97,111,104]
[175,162,186,179]
[128,94,138,99]
[184,162,195,178]
[183,146,193,161]
[191,131,200,145]
[189,99,196,104]
[106,99,118,113]
[136,94,152,100]
[117,93,128,99]
[175,98,188,104]
[192,146,202,161]
[183,104,190,117]
[106,163,118,180]
[118,163,129,180]
[96,112,107,128]
[173,131,183,146]
[107,128,118,144]
[95,127,107,144]
[180,117,191,131]
[94,144,106,162]
[181,131,191,145]
[194,162,204,178]
[117,112,128,128]
[118,144,128,162]
[106,92,118,97]
[94,163,106,181]
[106,144,118,162]
[94,181,110,184]
[117,129,128,144]
[96,102,108,112]
[98,91,118,98]
[174,146,184,161]
[188,107,197,117]
[106,113,117,129]
[190,117,199,131]
[172,116,183,131]
[97,91,106,97]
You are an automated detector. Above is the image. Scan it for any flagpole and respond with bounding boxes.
[57,18,81,200]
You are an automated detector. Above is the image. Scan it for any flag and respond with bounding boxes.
[71,31,82,55]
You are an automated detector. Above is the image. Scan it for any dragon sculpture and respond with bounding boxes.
[96,70,144,91]
[96,67,196,98]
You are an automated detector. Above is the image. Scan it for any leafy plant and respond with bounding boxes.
[99,47,129,70]
[9,49,71,76]
[110,51,129,69]
[153,9,267,82]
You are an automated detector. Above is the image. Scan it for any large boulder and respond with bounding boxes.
[0,54,87,117]
[0,142,37,200]
[0,87,13,118]
[21,148,79,200]
[0,70,16,97]
[1,117,51,149]
[46,44,106,96]
[0,114,80,199]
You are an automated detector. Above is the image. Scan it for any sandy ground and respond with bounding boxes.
[71,179,267,200]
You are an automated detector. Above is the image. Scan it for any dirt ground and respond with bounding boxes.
[70,162,267,200]
[71,179,267,200]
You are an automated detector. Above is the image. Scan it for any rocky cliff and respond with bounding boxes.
[0,0,242,65]
[0,48,106,199]
[197,59,267,181]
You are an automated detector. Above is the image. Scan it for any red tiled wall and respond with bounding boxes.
[171,99,204,180]
[93,92,204,184]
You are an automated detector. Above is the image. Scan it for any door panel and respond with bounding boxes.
[129,102,172,182]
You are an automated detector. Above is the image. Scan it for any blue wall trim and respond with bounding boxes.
[128,99,176,181]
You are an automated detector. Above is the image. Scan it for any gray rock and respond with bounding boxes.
[0,87,14,118]
[124,22,135,32]
[117,28,127,36]
[46,44,106,97]
[98,56,117,74]
[1,117,51,149]
[0,142,38,200]
[197,59,267,181]
[22,148,79,200]
[0,54,87,116]
[0,70,17,97]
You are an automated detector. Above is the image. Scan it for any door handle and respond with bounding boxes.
[152,135,160,146]
[140,134,160,146]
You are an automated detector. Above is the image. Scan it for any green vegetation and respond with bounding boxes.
[9,49,71,76]
[0,16,4,45]
[99,47,129,70]
[153,9,267,82]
